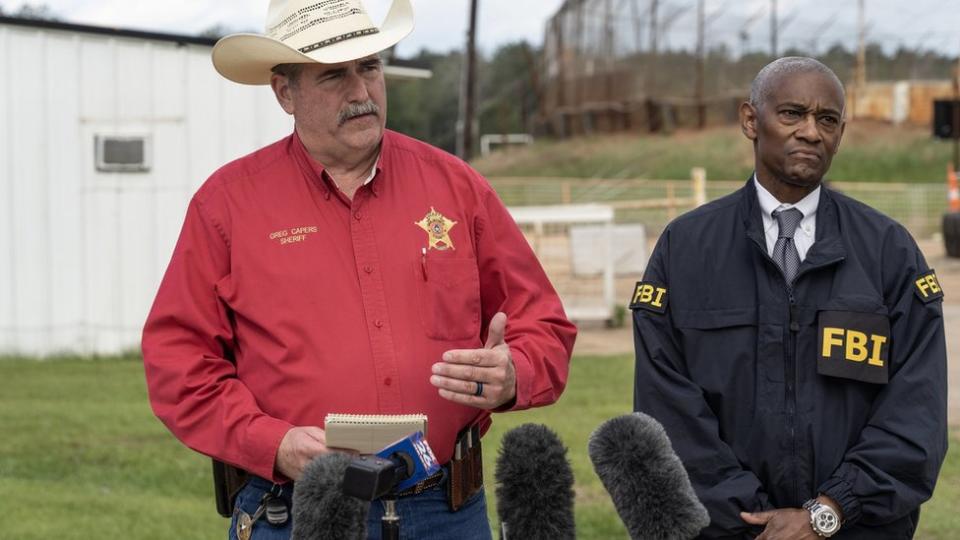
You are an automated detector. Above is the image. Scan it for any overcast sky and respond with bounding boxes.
[2,0,959,58]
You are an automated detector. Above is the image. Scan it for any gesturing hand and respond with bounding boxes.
[430,312,517,409]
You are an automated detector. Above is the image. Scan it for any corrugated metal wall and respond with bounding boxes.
[0,23,294,356]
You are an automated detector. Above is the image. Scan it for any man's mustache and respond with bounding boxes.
[338,101,380,126]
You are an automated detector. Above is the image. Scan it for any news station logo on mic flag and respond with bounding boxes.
[377,431,440,492]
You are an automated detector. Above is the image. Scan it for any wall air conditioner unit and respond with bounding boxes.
[94,135,152,172]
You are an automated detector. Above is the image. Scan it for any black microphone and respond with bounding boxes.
[588,413,710,540]
[494,423,576,540]
[291,452,369,540]
[341,431,440,501]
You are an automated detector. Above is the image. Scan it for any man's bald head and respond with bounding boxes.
[740,56,847,202]
[749,57,845,114]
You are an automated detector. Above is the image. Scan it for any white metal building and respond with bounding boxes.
[0,16,427,356]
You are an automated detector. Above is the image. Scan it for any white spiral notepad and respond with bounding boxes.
[324,413,428,454]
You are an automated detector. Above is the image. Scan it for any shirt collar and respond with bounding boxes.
[754,174,820,236]
[361,155,381,186]
[291,130,383,195]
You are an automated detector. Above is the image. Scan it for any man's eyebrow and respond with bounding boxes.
[316,67,347,79]
[777,102,843,116]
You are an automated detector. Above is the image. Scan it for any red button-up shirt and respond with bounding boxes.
[142,130,576,481]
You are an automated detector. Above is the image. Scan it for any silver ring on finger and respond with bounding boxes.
[474,381,484,397]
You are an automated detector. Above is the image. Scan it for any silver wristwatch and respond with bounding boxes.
[803,499,841,537]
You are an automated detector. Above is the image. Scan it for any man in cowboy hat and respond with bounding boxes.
[141,0,576,538]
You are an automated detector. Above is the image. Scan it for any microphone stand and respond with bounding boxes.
[381,492,400,540]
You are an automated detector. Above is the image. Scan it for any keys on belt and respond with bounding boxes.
[235,485,289,540]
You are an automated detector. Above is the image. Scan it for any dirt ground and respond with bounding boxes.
[573,237,960,427]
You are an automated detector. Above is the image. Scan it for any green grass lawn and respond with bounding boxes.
[0,355,957,539]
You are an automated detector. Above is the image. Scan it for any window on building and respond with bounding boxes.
[95,135,152,172]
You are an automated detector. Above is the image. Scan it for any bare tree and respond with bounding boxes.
[804,11,841,56]
[198,24,233,40]
[738,6,766,57]
[11,3,60,21]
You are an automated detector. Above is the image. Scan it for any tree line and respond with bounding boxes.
[388,42,958,153]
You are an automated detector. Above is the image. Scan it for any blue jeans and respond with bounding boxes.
[228,475,492,540]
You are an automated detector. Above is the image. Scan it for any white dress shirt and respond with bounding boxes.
[754,176,819,261]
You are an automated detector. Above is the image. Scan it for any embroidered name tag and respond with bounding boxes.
[268,226,319,246]
[629,281,668,314]
[817,310,890,384]
[913,270,943,303]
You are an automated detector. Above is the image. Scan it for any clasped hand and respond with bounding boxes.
[741,508,819,540]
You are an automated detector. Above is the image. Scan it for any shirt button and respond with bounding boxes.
[364,266,374,274]
[374,319,384,328]
[384,377,392,386]
[354,211,362,220]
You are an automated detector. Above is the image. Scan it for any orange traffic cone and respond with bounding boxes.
[949,164,960,212]
[947,164,960,257]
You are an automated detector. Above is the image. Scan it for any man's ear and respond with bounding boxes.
[835,119,846,155]
[270,73,296,115]
[739,101,758,141]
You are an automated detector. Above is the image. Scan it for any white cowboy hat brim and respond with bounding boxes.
[212,0,414,85]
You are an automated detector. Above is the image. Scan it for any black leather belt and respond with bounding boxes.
[394,466,447,497]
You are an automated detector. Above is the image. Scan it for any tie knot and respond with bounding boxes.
[773,208,804,239]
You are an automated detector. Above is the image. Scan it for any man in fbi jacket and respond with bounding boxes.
[632,57,947,538]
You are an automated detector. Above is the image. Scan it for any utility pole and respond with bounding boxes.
[604,0,615,111]
[853,0,866,120]
[554,13,566,135]
[648,0,658,95]
[649,0,658,55]
[457,0,479,160]
[631,0,644,54]
[695,0,705,129]
[574,0,586,134]
[646,0,660,132]
[953,51,959,171]
[770,0,777,57]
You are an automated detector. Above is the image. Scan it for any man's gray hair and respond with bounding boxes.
[749,57,845,110]
[271,63,305,86]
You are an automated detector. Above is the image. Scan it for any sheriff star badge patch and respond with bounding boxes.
[416,207,457,251]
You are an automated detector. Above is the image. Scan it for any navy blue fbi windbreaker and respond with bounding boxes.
[632,179,948,538]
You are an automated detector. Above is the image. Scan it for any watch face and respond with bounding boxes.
[812,506,841,535]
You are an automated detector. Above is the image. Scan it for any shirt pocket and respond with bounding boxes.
[673,307,760,388]
[414,256,481,341]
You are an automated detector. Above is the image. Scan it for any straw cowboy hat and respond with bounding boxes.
[212,0,414,85]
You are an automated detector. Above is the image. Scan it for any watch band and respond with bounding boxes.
[803,499,841,537]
